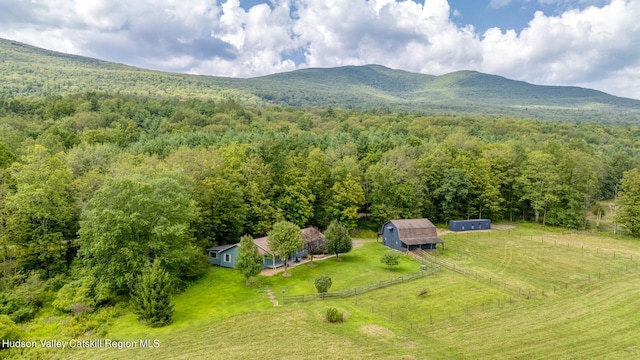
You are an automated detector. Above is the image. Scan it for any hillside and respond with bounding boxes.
[1,37,640,123]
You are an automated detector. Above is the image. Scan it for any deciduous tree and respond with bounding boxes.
[616,168,640,236]
[235,235,263,285]
[267,221,302,275]
[324,220,352,259]
[79,172,202,294]
[4,145,78,278]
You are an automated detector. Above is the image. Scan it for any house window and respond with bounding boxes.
[210,251,217,258]
[224,254,231,262]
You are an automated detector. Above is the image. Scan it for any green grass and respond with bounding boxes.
[12,228,640,359]
[106,266,272,339]
[260,241,420,295]
[436,224,639,293]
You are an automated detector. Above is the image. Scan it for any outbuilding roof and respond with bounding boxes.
[386,219,443,245]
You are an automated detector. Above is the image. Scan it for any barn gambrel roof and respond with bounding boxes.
[385,219,444,245]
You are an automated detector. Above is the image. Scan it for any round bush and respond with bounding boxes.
[326,307,344,323]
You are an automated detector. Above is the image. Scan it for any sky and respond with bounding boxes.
[1,0,639,99]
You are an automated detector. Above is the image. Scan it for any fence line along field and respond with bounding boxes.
[433,224,640,294]
[38,225,640,359]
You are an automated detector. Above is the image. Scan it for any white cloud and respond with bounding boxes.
[479,0,640,97]
[0,0,639,99]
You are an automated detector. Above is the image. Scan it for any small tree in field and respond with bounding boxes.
[380,250,401,270]
[324,220,352,259]
[131,259,174,327]
[268,221,303,275]
[235,235,264,285]
[314,275,332,296]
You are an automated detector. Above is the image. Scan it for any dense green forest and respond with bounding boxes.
[1,85,640,342]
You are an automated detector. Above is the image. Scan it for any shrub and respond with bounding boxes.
[380,250,401,270]
[0,315,22,345]
[326,307,344,323]
[314,275,332,294]
[0,292,38,323]
[53,276,99,314]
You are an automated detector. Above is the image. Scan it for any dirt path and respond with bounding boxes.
[266,288,279,306]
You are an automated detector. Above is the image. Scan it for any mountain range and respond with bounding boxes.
[1,37,639,123]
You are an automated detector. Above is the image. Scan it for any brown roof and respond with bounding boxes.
[252,227,324,256]
[387,219,443,245]
[301,227,325,244]
[252,236,272,256]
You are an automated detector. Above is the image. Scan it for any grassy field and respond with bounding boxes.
[433,224,639,294]
[10,225,640,359]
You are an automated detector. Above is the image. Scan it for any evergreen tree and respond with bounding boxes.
[235,235,263,285]
[131,259,174,328]
[324,220,352,259]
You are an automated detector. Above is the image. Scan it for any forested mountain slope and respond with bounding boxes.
[2,37,639,123]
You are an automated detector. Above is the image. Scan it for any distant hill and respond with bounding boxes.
[1,37,639,123]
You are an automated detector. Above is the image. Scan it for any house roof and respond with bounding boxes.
[252,236,272,256]
[386,218,443,245]
[206,244,238,253]
[301,227,324,244]
[252,227,325,256]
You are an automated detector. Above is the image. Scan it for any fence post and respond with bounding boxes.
[390,311,393,321]
[430,315,432,325]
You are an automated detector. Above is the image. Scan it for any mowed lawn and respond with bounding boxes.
[38,229,640,359]
[435,224,640,293]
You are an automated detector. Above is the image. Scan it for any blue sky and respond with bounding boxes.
[0,0,638,99]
